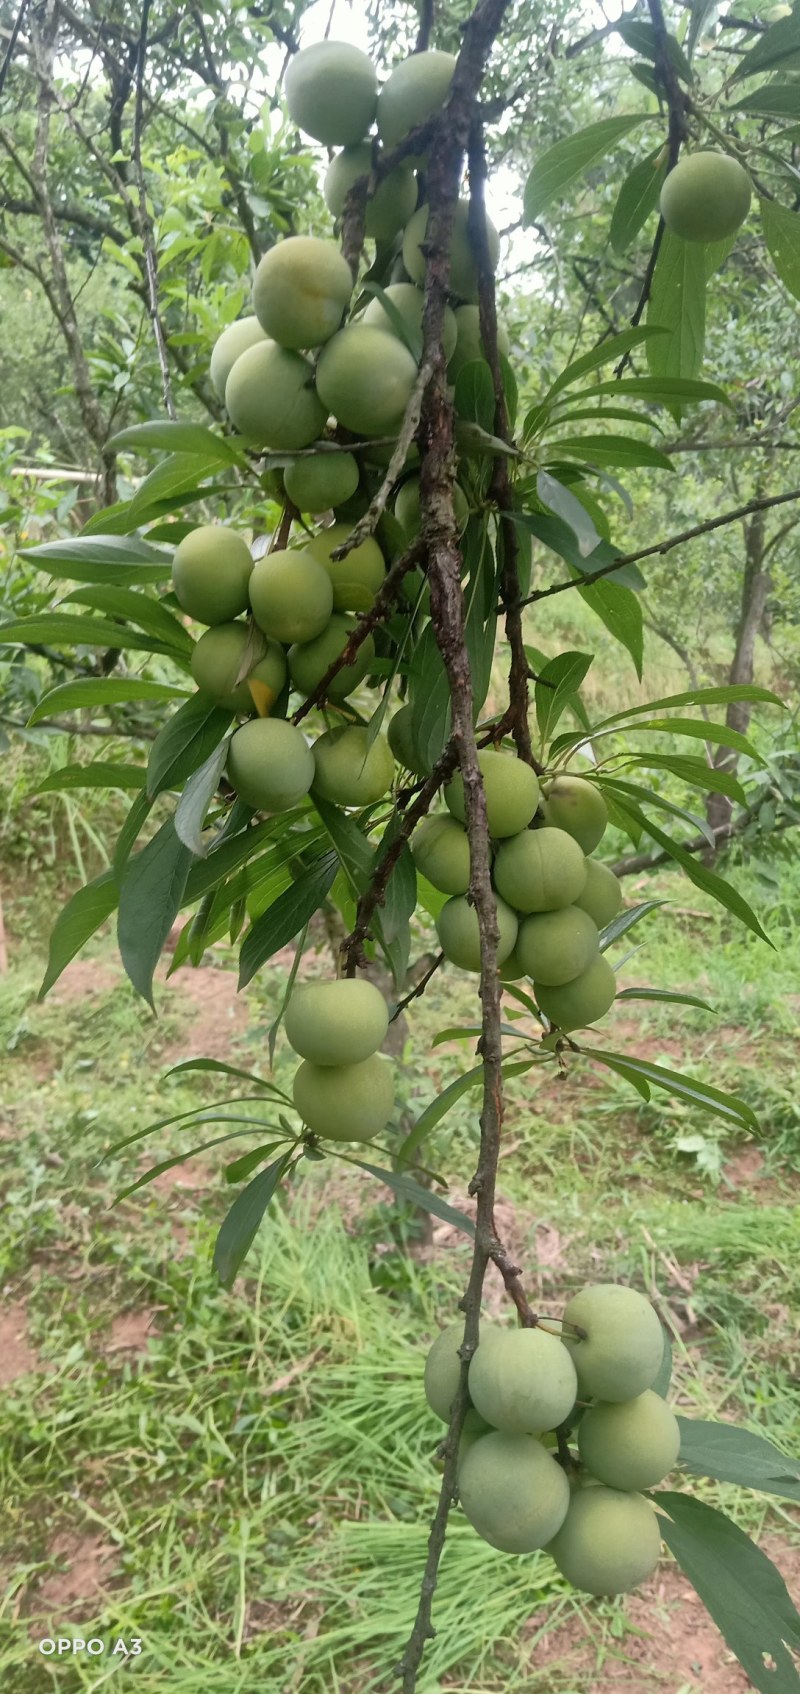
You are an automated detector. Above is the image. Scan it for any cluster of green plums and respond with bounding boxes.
[284,977,395,1143]
[425,1284,678,1595]
[412,759,623,1033]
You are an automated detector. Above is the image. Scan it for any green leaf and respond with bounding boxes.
[733,84,800,117]
[576,576,643,678]
[114,789,153,879]
[114,1129,265,1203]
[163,1056,286,1092]
[596,682,783,727]
[147,695,233,799]
[647,230,707,390]
[174,738,231,856]
[598,898,668,951]
[561,375,729,407]
[616,986,716,1012]
[60,585,194,654]
[213,1154,293,1288]
[37,762,146,795]
[611,151,668,253]
[408,622,452,771]
[510,511,639,587]
[238,851,338,989]
[543,327,665,404]
[760,198,800,302]
[0,614,175,656]
[395,1065,485,1168]
[617,18,693,80]
[29,677,188,726]
[622,806,772,942]
[118,819,194,1007]
[225,1141,289,1184]
[39,870,119,999]
[537,472,602,557]
[676,1419,800,1502]
[128,452,230,521]
[351,1162,475,1236]
[656,1493,800,1694]
[19,533,172,585]
[535,650,593,744]
[360,281,422,360]
[107,420,241,461]
[453,360,496,432]
[587,1049,759,1132]
[548,434,674,471]
[596,775,717,843]
[730,9,800,81]
[523,115,651,223]
[313,796,375,895]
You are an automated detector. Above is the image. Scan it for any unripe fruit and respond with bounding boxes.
[284,978,388,1066]
[562,1284,665,1403]
[499,944,526,982]
[541,776,608,853]
[172,525,253,625]
[445,752,540,840]
[312,725,394,806]
[249,548,333,646]
[403,200,500,303]
[377,50,457,150]
[210,316,268,399]
[574,858,622,929]
[660,150,751,244]
[468,1325,577,1435]
[436,894,518,973]
[292,1053,394,1141]
[226,343,327,449]
[459,1407,494,1463]
[305,523,385,611]
[534,954,616,1031]
[515,906,599,987]
[578,1391,681,1492]
[190,623,287,713]
[283,451,360,515]
[284,41,378,147]
[324,146,418,240]
[252,237,352,350]
[459,1432,570,1553]
[448,302,510,380]
[363,283,457,361]
[227,717,314,812]
[546,1485,661,1595]
[387,704,431,776]
[411,814,471,895]
[493,826,587,913]
[289,615,375,702]
[316,325,418,437]
[424,1320,467,1422]
[394,475,469,540]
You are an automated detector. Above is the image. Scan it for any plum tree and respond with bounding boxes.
[459,1432,571,1553]
[411,814,471,895]
[209,316,268,399]
[562,1285,665,1402]
[578,1391,681,1491]
[304,524,385,611]
[386,705,432,776]
[363,283,458,361]
[402,200,500,302]
[445,751,540,839]
[288,615,376,701]
[226,718,315,813]
[285,978,388,1067]
[424,1320,469,1422]
[436,893,518,972]
[546,1485,662,1595]
[316,324,418,436]
[225,342,327,448]
[284,40,378,146]
[574,859,623,929]
[467,1325,577,1434]
[448,302,510,378]
[541,777,608,853]
[283,452,360,515]
[660,151,752,243]
[311,725,395,806]
[493,826,587,912]
[324,146,418,240]
[534,954,617,1031]
[172,525,253,625]
[252,236,353,350]
[292,1053,395,1141]
[515,906,600,986]
[377,49,457,149]
[394,475,469,540]
[190,623,287,713]
[249,548,333,646]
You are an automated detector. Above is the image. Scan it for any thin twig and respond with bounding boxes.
[291,539,425,727]
[132,0,176,420]
[415,0,435,52]
[0,0,28,99]
[331,363,432,559]
[389,951,444,1022]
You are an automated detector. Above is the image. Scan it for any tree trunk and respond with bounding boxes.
[706,503,771,840]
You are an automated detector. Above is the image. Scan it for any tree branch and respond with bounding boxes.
[132,0,176,420]
[291,539,425,727]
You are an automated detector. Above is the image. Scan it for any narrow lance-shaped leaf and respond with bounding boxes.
[542,326,665,403]
[647,230,707,390]
[238,850,338,989]
[351,1162,476,1237]
[174,738,231,856]
[537,472,601,558]
[523,114,652,223]
[213,1153,294,1289]
[37,762,146,795]
[760,198,800,303]
[39,870,119,999]
[29,677,189,726]
[107,420,242,461]
[593,682,783,728]
[586,1048,759,1132]
[730,8,800,82]
[147,694,233,799]
[576,576,643,680]
[610,150,668,254]
[535,649,593,745]
[620,803,772,944]
[117,819,195,1008]
[677,1418,800,1502]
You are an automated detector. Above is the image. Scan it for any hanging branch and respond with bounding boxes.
[331,362,433,558]
[291,538,426,727]
[132,0,176,420]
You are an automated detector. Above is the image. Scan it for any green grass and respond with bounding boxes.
[0,848,798,1691]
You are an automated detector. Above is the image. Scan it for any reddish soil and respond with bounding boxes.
[48,958,121,1002]
[0,1301,40,1386]
[159,960,249,1062]
[32,1532,119,1614]
[106,1309,160,1352]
